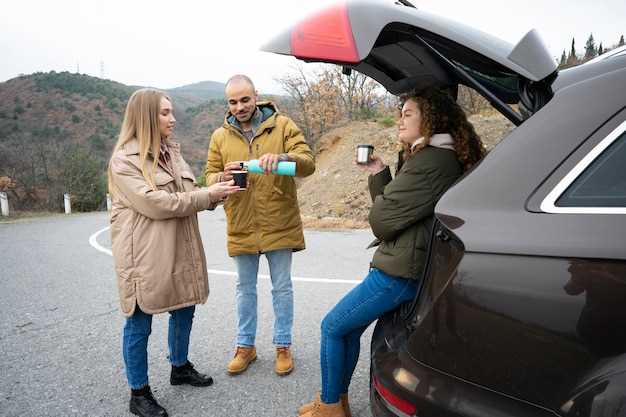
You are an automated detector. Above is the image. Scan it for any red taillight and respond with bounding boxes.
[290,3,359,64]
[373,376,417,416]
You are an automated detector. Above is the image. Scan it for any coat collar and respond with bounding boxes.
[411,133,456,152]
[123,137,180,156]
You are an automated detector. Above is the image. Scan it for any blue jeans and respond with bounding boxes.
[122,305,195,389]
[233,249,293,347]
[320,268,418,404]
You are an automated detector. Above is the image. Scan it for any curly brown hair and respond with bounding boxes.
[399,87,485,171]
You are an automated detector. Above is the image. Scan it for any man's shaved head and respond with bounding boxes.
[225,74,255,91]
[225,74,258,126]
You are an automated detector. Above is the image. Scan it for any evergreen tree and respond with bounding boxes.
[619,35,625,47]
[598,43,604,55]
[583,33,597,60]
[559,50,567,67]
[567,38,578,66]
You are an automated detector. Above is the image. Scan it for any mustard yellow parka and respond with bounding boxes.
[204,102,315,256]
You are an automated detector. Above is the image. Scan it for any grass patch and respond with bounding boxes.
[377,116,395,128]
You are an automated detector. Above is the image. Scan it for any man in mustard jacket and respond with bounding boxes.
[205,74,315,376]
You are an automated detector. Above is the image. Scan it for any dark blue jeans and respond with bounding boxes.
[320,268,418,403]
[122,305,195,389]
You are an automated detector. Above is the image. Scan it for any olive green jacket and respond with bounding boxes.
[368,146,462,279]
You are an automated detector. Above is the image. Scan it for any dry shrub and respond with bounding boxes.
[301,215,369,230]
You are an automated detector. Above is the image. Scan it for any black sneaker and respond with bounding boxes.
[129,386,168,417]
[170,361,214,387]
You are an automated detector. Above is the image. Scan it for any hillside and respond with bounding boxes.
[0,72,130,153]
[0,72,231,210]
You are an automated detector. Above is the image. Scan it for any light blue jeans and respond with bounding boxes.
[233,249,293,347]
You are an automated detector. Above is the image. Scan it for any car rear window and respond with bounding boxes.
[557,131,626,207]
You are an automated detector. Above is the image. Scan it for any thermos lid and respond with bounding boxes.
[357,144,374,149]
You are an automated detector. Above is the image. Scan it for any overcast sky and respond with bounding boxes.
[1,0,624,94]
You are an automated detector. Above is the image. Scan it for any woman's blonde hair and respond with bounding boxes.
[107,88,170,194]
[399,87,485,171]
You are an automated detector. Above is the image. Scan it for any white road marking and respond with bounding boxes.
[89,226,112,256]
[89,226,360,284]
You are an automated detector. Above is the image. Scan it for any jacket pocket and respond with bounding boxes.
[117,273,136,315]
[180,170,197,191]
[155,172,175,187]
[139,269,196,312]
[181,170,196,181]
[271,176,296,202]
[111,208,134,271]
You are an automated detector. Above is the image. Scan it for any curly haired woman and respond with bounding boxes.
[298,87,485,417]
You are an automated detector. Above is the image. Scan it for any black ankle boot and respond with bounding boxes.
[129,386,168,417]
[170,361,214,387]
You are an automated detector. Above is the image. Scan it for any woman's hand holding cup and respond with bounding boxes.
[207,180,241,203]
[355,154,387,175]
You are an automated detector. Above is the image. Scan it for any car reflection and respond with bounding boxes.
[564,260,626,357]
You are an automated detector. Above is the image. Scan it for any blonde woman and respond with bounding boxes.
[108,88,239,417]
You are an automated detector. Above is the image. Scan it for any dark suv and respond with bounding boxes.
[263,1,626,416]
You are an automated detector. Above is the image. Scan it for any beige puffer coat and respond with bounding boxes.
[109,138,215,317]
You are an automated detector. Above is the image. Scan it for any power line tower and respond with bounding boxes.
[100,61,105,79]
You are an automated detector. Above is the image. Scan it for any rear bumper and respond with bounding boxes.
[369,312,556,417]
[370,382,404,417]
[370,312,416,417]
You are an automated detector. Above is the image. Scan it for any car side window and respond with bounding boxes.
[557,131,626,207]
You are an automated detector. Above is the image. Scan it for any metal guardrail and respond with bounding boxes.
[0,192,8,217]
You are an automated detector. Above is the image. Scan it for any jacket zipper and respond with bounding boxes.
[249,141,262,253]
[227,123,265,253]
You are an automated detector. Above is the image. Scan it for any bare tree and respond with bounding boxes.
[276,64,390,146]
[274,64,315,142]
[329,67,384,119]
[457,86,490,115]
[275,64,342,148]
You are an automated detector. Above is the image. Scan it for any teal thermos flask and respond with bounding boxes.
[245,160,296,176]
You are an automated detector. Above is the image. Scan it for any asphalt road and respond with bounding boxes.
[0,209,378,417]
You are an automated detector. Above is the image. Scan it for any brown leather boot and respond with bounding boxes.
[300,399,346,417]
[298,393,320,416]
[227,346,256,375]
[299,393,351,417]
[275,346,294,376]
